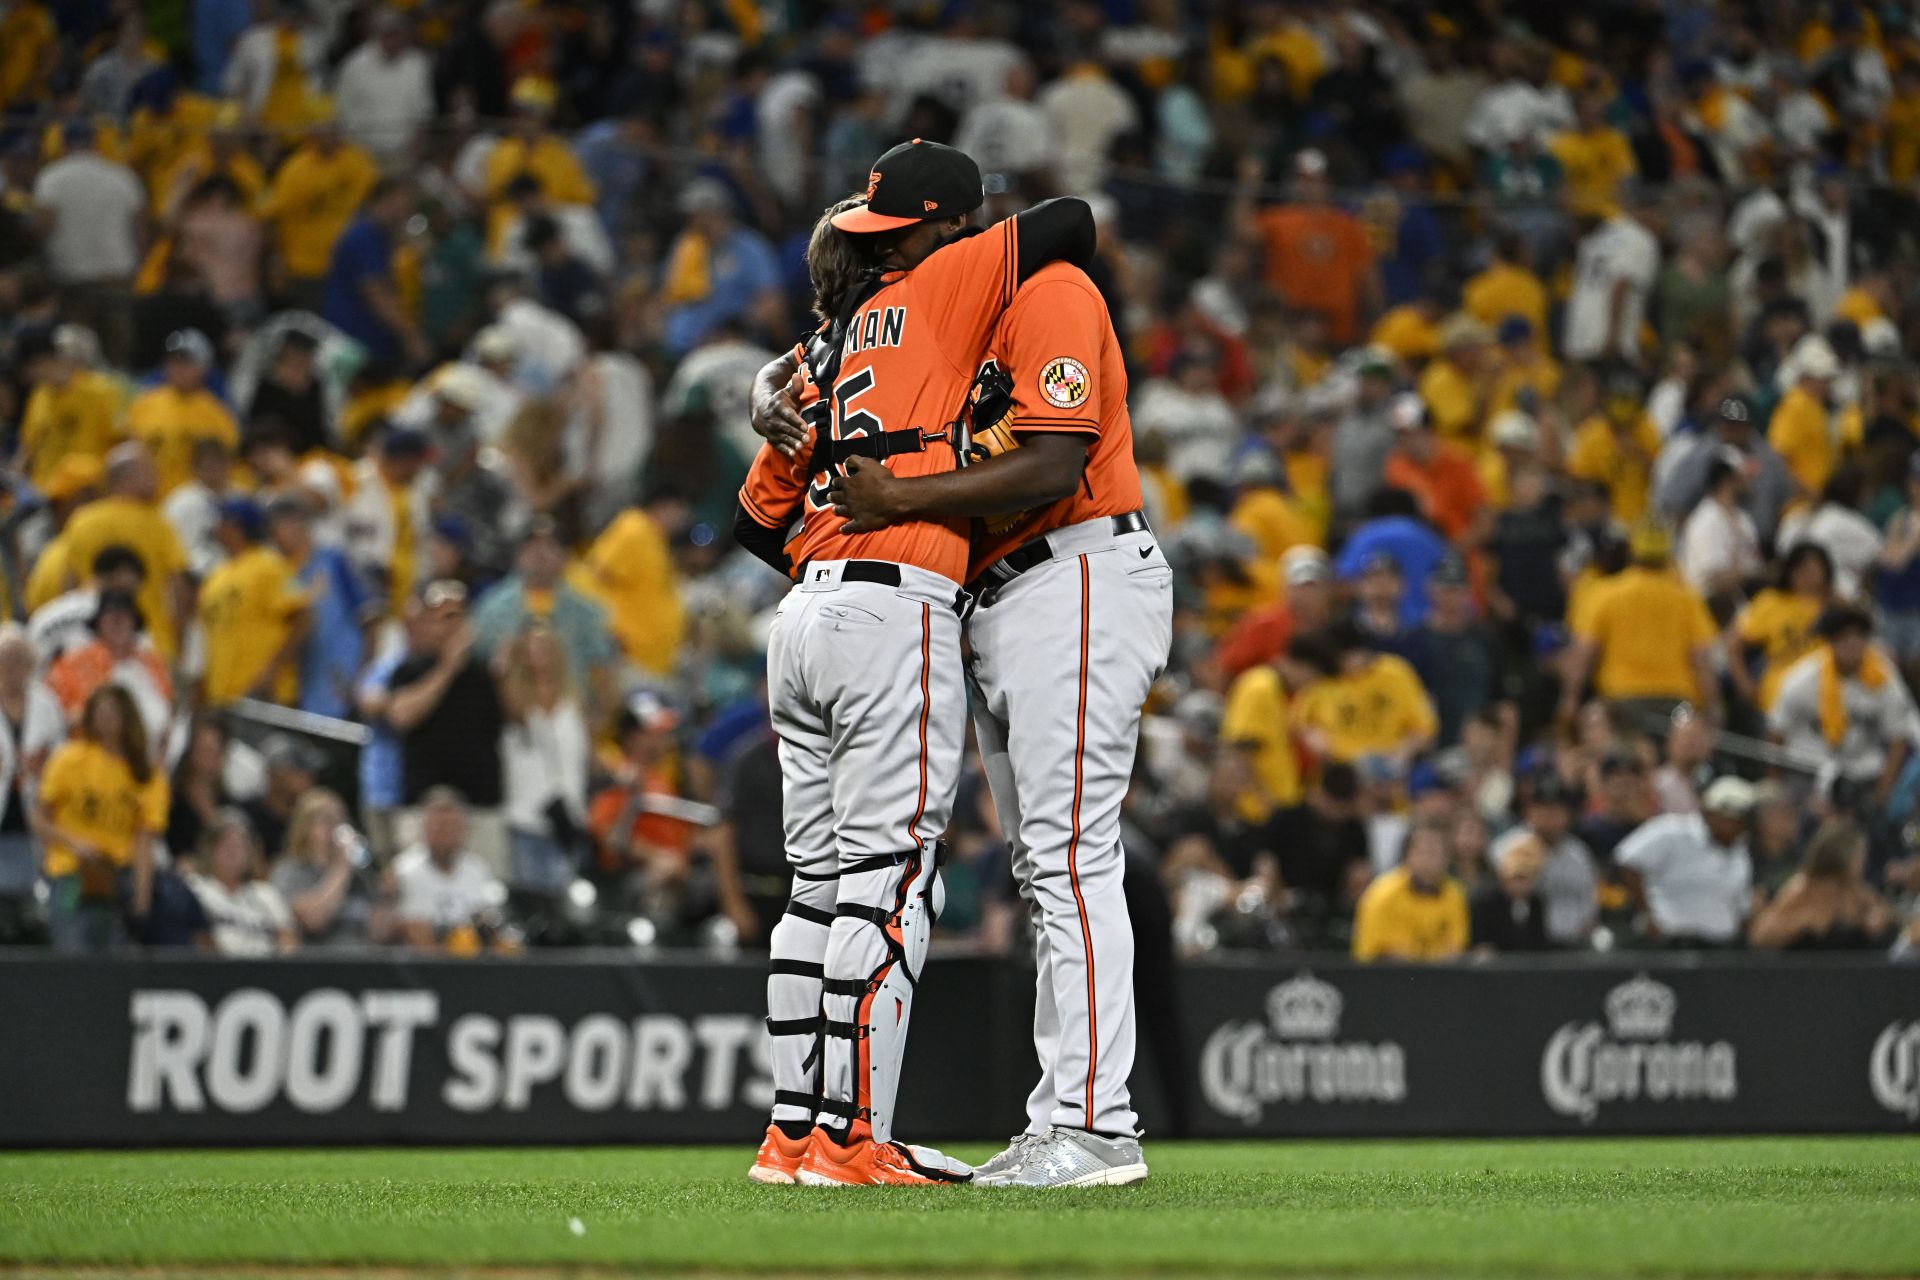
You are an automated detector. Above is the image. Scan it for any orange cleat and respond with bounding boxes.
[748,1124,814,1185]
[795,1129,972,1187]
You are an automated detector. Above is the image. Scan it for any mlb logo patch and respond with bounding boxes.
[1039,357,1091,409]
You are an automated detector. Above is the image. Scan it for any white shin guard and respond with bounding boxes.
[819,842,945,1145]
[765,880,836,1126]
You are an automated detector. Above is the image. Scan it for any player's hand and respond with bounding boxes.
[751,382,808,458]
[829,457,906,533]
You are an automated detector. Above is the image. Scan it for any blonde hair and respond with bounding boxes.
[284,787,348,864]
[500,620,571,722]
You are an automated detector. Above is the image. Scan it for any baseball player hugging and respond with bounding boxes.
[731,141,1101,1187]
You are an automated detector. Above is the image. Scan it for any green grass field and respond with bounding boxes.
[2,1137,1918,1278]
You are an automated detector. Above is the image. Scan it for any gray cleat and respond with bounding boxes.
[971,1126,1148,1188]
[971,1132,1043,1181]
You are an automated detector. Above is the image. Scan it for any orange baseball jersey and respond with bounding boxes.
[967,262,1145,577]
[738,215,1037,585]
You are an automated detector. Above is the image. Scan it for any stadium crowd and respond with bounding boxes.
[0,0,1918,962]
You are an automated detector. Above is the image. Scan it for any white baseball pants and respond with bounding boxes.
[763,560,966,1145]
[968,517,1172,1137]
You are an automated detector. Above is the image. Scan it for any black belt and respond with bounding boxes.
[976,511,1151,587]
[795,560,969,615]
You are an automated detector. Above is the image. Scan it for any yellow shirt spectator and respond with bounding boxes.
[1369,304,1439,363]
[1489,351,1561,418]
[1549,125,1637,218]
[1888,83,1920,185]
[199,544,310,705]
[125,386,241,497]
[482,134,597,247]
[584,510,685,677]
[1733,588,1824,711]
[264,138,380,281]
[155,142,266,214]
[38,738,169,878]
[63,497,189,660]
[1417,355,1487,444]
[19,369,123,488]
[1462,261,1550,339]
[1573,566,1717,701]
[1221,665,1302,819]
[1229,485,1319,565]
[25,535,72,615]
[1352,866,1468,962]
[0,1,54,107]
[1293,653,1438,763]
[1568,413,1662,523]
[1768,384,1836,497]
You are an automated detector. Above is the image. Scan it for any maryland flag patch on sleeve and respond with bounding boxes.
[1038,357,1091,409]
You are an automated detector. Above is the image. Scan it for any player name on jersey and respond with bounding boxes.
[843,305,906,354]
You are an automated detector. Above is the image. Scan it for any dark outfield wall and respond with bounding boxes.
[1,954,1915,1145]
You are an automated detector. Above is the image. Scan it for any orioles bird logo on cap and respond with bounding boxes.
[1039,357,1091,409]
[865,171,881,200]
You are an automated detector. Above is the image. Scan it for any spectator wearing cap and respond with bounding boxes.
[1770,606,1920,810]
[1494,771,1599,946]
[14,325,122,493]
[1329,347,1399,520]
[1568,373,1663,525]
[1382,390,1488,544]
[345,426,437,621]
[1350,551,1423,669]
[1463,232,1550,342]
[1775,466,1884,600]
[1233,147,1380,346]
[1470,833,1553,953]
[1414,555,1508,749]
[1615,776,1756,946]
[1563,521,1720,724]
[324,178,428,370]
[28,545,146,667]
[470,519,617,724]
[1561,182,1661,366]
[262,114,380,312]
[60,443,190,667]
[1214,545,1334,682]
[659,178,784,357]
[198,497,310,708]
[1678,448,1763,603]
[1336,488,1452,628]
[482,77,598,247]
[385,580,509,876]
[1352,817,1469,963]
[1768,333,1841,499]
[267,496,373,721]
[123,330,240,498]
[1656,393,1795,544]
[1416,315,1497,446]
[30,122,146,366]
[1479,408,1542,511]
[162,437,239,579]
[1578,749,1656,870]
[46,586,174,753]
[589,692,700,883]
[1295,620,1438,769]
[239,734,324,870]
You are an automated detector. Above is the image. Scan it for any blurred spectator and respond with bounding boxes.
[1679,451,1764,602]
[1561,188,1661,366]
[198,498,309,708]
[1769,606,1920,807]
[1237,149,1379,346]
[263,121,380,312]
[241,735,322,865]
[1881,456,1920,683]
[324,178,427,370]
[1657,394,1795,545]
[1037,56,1137,193]
[583,507,686,679]
[1295,621,1438,769]
[1383,390,1488,544]
[1729,543,1836,716]
[31,123,146,366]
[222,0,325,131]
[1576,751,1654,867]
[393,787,503,951]
[0,626,61,907]
[1651,709,1716,814]
[186,809,295,956]
[1493,772,1598,947]
[1335,488,1452,628]
[1768,334,1841,499]
[268,496,371,720]
[1352,818,1468,963]
[62,445,190,663]
[1415,556,1505,748]
[1132,349,1239,487]
[499,622,591,896]
[1775,466,1883,599]
[126,330,240,499]
[1470,833,1552,953]
[660,179,782,357]
[1748,820,1893,950]
[1564,522,1720,723]
[1215,545,1334,683]
[1568,374,1662,525]
[470,519,616,719]
[272,788,390,949]
[333,11,435,166]
[1748,781,1805,900]
[29,546,144,666]
[35,685,166,952]
[1616,775,1756,947]
[166,717,230,867]
[387,580,508,877]
[13,324,118,493]
[589,692,698,894]
[45,590,171,745]
[345,426,436,618]
[244,332,330,459]
[164,439,239,580]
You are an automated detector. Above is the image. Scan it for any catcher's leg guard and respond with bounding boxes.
[817,840,943,1145]
[765,874,837,1130]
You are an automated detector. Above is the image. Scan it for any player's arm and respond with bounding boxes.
[749,348,807,457]
[734,441,808,576]
[830,437,1086,531]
